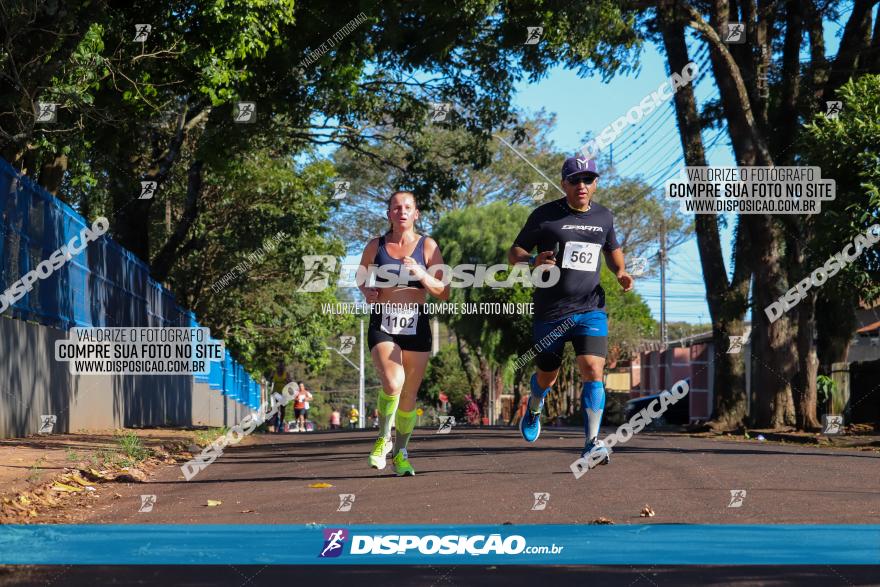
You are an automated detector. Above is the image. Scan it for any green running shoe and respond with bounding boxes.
[392,448,415,476]
[368,436,392,469]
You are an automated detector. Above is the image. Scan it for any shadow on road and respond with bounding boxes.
[3,565,878,587]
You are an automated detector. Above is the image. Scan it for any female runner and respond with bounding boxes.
[357,191,450,476]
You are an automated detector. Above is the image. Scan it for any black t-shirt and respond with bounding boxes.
[513,199,620,321]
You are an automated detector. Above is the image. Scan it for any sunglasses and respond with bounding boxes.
[566,175,597,185]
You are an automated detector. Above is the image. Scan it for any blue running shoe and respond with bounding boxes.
[581,437,610,467]
[519,405,542,442]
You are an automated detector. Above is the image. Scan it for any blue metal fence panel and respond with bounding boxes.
[222,353,233,398]
[0,157,261,400]
[208,352,223,390]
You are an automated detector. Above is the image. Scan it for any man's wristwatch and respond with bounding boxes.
[528,254,537,267]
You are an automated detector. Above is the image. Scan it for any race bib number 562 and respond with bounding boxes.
[381,306,419,335]
[561,241,601,272]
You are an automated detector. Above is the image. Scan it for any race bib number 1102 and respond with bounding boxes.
[381,306,419,335]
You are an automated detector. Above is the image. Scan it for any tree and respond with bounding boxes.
[8,1,645,388]
[651,1,752,430]
[4,0,553,266]
[639,0,880,429]
[801,74,880,374]
[422,344,472,420]
[331,110,690,263]
[164,150,350,377]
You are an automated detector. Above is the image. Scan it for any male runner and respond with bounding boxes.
[508,156,633,467]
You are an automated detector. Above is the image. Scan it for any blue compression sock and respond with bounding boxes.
[528,374,551,412]
[582,381,606,441]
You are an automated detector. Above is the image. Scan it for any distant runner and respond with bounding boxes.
[508,156,633,467]
[293,384,313,433]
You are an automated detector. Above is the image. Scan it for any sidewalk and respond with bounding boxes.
[0,427,248,523]
[688,423,880,450]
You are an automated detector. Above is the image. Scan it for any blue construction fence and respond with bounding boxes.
[0,156,262,410]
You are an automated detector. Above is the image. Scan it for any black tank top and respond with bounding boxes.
[372,234,427,289]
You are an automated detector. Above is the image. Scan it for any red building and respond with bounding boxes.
[630,330,733,422]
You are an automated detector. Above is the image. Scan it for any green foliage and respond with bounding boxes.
[801,75,880,304]
[27,458,47,483]
[115,431,150,465]
[1,0,656,395]
[433,201,535,366]
[422,344,473,422]
[600,267,655,362]
[193,428,227,447]
[816,375,836,407]
[166,151,350,375]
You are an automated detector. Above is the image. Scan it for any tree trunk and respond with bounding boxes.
[749,216,798,428]
[508,369,524,425]
[871,6,880,73]
[794,290,821,430]
[816,291,858,371]
[455,335,478,395]
[493,368,503,424]
[38,153,68,197]
[787,216,821,431]
[698,2,796,429]
[152,160,203,281]
[824,0,876,94]
[659,3,751,430]
[476,351,491,418]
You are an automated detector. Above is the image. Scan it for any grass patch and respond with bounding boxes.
[26,457,47,483]
[193,428,226,447]
[80,432,152,469]
[89,448,122,469]
[115,431,150,466]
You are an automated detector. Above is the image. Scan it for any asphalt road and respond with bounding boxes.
[82,426,879,525]
[4,564,880,587]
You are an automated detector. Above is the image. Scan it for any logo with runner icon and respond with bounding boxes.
[437,415,455,434]
[727,489,747,508]
[337,494,356,512]
[822,414,843,435]
[38,415,57,434]
[531,492,550,511]
[528,182,549,202]
[524,27,543,45]
[319,528,348,558]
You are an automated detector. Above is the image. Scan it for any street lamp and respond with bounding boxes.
[325,319,365,428]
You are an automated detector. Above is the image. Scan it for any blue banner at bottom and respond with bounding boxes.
[1,525,877,565]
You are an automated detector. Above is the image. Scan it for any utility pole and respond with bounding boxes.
[660,218,667,346]
[359,319,365,428]
[488,367,495,426]
[326,321,366,429]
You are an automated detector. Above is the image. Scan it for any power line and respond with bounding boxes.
[622,89,723,177]
[607,49,713,162]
